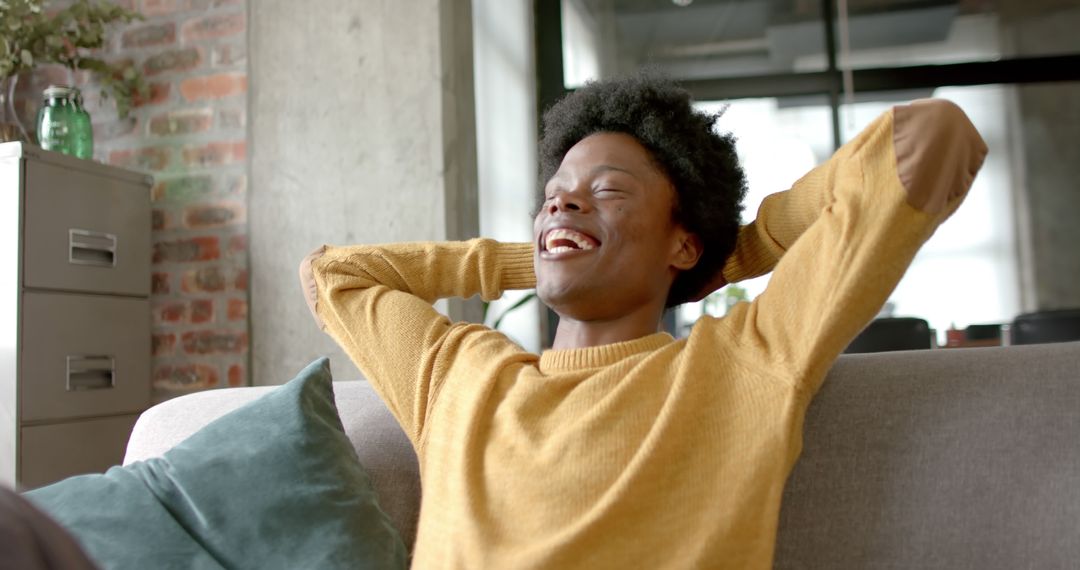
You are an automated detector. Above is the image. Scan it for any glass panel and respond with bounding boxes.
[838,82,1080,342]
[562,0,828,88]
[829,0,1080,70]
[676,94,834,335]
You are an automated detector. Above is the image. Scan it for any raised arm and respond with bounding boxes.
[299,239,535,445]
[710,99,987,390]
[719,163,833,285]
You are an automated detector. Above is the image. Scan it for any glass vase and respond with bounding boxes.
[0,75,31,144]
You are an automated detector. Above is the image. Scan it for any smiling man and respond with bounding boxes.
[300,73,987,569]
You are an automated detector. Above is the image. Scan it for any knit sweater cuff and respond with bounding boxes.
[722,222,785,283]
[497,242,537,291]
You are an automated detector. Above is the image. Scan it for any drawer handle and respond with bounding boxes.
[69,229,117,268]
[66,355,115,391]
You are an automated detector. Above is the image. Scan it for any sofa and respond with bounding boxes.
[124,341,1080,569]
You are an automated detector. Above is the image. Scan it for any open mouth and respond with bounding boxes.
[543,227,601,254]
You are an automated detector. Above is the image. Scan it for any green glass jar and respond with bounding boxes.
[36,85,94,160]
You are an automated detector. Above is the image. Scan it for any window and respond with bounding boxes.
[537,0,1080,347]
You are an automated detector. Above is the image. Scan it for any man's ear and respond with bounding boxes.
[671,230,703,271]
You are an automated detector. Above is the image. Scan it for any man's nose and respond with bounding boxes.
[548,190,590,214]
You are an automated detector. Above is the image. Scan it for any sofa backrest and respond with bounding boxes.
[775,341,1080,569]
[127,342,1080,566]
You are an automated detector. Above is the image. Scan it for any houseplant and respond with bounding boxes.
[0,0,146,142]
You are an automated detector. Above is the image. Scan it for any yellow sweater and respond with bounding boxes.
[304,101,986,569]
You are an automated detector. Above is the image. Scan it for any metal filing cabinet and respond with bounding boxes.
[0,141,152,490]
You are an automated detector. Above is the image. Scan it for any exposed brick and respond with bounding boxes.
[26,0,252,403]
[184,201,245,228]
[104,59,137,81]
[218,108,245,129]
[25,65,71,90]
[213,44,246,67]
[151,208,168,230]
[182,12,244,42]
[181,330,248,355]
[153,236,220,263]
[226,173,247,194]
[154,302,186,324]
[154,363,218,391]
[140,0,183,16]
[227,298,246,321]
[225,234,245,262]
[133,82,171,107]
[152,272,171,294]
[179,73,247,101]
[143,48,201,76]
[152,333,176,356]
[122,22,176,48]
[152,175,213,202]
[228,234,246,253]
[148,108,212,136]
[108,146,170,171]
[191,299,214,324]
[77,91,104,115]
[72,70,92,87]
[181,141,245,167]
[227,364,244,387]
[94,117,138,140]
[181,266,227,293]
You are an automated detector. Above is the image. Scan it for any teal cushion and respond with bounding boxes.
[25,358,407,570]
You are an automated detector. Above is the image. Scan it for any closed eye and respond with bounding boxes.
[594,188,625,197]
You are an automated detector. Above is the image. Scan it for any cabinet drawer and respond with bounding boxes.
[22,160,150,296]
[20,292,150,422]
[20,414,139,489]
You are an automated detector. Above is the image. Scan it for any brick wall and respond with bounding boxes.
[17,0,250,402]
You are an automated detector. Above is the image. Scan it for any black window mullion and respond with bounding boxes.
[678,54,1080,106]
[822,0,842,151]
[534,0,569,133]
[851,55,1080,92]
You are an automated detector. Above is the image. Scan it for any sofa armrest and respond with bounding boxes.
[124,386,277,465]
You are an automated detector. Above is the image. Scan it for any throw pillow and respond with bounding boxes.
[25,357,407,570]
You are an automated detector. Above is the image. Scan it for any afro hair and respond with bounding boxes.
[538,71,748,307]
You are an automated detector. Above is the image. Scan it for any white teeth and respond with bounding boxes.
[545,228,597,253]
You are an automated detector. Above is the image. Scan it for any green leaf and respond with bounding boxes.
[493,293,538,330]
[2,0,146,117]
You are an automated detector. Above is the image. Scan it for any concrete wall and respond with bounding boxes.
[248,0,478,383]
[1012,82,1080,311]
[1001,2,1080,311]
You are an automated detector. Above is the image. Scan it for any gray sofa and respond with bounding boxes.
[124,342,1080,569]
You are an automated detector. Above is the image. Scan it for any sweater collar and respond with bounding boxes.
[538,332,674,373]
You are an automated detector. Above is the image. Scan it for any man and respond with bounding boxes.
[0,486,98,570]
[300,73,987,569]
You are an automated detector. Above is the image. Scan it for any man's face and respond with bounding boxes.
[533,132,694,321]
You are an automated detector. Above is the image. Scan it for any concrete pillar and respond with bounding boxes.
[248,0,478,383]
[1000,1,1080,311]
